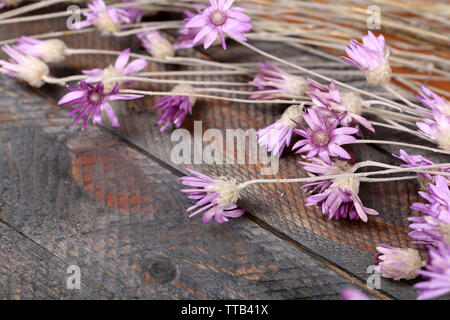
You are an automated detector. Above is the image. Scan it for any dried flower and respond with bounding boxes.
[340,288,370,300]
[409,175,450,245]
[307,79,374,133]
[137,30,174,59]
[0,0,21,8]
[257,104,304,157]
[417,111,450,150]
[58,81,143,130]
[0,45,49,87]
[417,86,449,117]
[394,149,450,189]
[82,48,148,92]
[341,31,391,86]
[153,84,196,131]
[249,62,307,100]
[375,245,424,280]
[180,168,245,224]
[301,159,378,222]
[73,0,136,34]
[16,37,68,64]
[184,0,252,50]
[292,107,358,165]
[415,242,450,300]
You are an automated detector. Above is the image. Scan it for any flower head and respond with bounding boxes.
[307,79,374,133]
[415,242,450,300]
[292,107,358,165]
[16,37,68,64]
[409,175,450,245]
[73,0,137,34]
[180,168,245,224]
[153,84,196,131]
[417,111,450,151]
[417,86,449,117]
[340,288,370,300]
[301,159,379,222]
[174,11,205,50]
[184,0,252,50]
[341,31,391,86]
[0,0,21,8]
[0,45,49,87]
[375,245,424,280]
[249,62,307,100]
[257,104,304,157]
[137,30,174,60]
[394,149,450,189]
[82,48,147,92]
[58,81,143,130]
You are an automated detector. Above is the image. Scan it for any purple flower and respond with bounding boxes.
[292,107,358,165]
[249,62,307,100]
[73,0,137,34]
[58,81,143,130]
[180,168,245,224]
[82,48,147,92]
[394,149,450,188]
[184,0,252,50]
[415,242,450,300]
[340,288,370,300]
[416,111,450,151]
[137,30,174,59]
[153,84,196,131]
[341,31,391,86]
[417,86,449,117]
[409,175,450,245]
[0,44,49,87]
[174,11,203,50]
[300,159,379,222]
[375,244,424,280]
[307,79,374,133]
[16,36,68,64]
[257,105,304,157]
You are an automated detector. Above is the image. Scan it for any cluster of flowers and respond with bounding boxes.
[0,0,252,131]
[1,0,449,299]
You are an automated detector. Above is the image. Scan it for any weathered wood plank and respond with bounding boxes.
[0,75,368,299]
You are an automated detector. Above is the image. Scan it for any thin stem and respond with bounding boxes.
[119,89,307,105]
[352,139,449,155]
[42,74,87,85]
[106,76,252,87]
[238,163,450,190]
[0,0,66,21]
[359,176,417,182]
[370,121,433,142]
[383,83,424,111]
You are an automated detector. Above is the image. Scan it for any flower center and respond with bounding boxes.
[210,10,227,26]
[312,130,331,147]
[88,92,102,104]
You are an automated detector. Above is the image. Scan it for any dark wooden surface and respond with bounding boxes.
[0,5,448,300]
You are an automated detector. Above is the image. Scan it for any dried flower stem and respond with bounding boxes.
[238,163,450,190]
[351,140,450,155]
[119,88,307,105]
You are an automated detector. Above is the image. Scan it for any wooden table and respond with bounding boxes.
[0,7,447,300]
